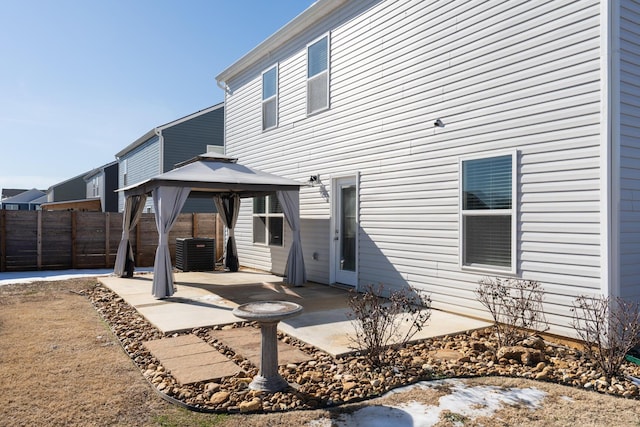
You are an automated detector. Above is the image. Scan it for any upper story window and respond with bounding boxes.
[253,195,284,247]
[307,34,330,115]
[122,159,128,186]
[262,65,278,130]
[460,152,516,273]
[91,176,100,197]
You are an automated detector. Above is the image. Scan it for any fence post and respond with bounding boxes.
[105,212,110,268]
[37,210,43,270]
[192,213,198,238]
[71,211,77,269]
[0,210,5,272]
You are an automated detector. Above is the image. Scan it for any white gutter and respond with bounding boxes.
[215,0,348,86]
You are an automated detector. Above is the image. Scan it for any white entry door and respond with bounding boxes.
[332,176,358,287]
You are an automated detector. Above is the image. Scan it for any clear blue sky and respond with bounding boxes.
[0,0,315,192]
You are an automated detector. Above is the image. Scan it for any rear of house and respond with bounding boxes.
[216,0,640,337]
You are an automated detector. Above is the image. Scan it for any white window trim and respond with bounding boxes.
[262,64,278,131]
[458,149,517,275]
[252,195,284,247]
[306,33,330,116]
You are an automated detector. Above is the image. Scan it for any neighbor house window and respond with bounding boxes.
[91,176,100,197]
[262,65,278,130]
[460,152,516,272]
[253,195,283,247]
[122,159,128,186]
[307,34,330,115]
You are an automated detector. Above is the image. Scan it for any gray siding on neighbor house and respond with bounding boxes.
[162,105,225,171]
[223,0,605,337]
[118,135,160,212]
[618,0,640,301]
[51,176,87,202]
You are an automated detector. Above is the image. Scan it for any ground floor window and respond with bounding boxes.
[253,195,283,247]
[460,152,516,272]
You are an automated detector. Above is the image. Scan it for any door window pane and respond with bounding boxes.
[340,185,356,272]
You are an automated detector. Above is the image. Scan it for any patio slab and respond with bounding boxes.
[99,271,492,358]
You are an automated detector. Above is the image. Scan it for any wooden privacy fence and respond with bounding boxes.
[0,210,223,272]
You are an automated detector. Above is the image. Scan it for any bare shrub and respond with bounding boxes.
[347,284,431,367]
[475,277,549,348]
[571,295,640,381]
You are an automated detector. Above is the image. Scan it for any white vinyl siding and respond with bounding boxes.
[618,0,640,302]
[223,0,604,336]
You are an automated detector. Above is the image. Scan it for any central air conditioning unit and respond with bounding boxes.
[175,238,215,272]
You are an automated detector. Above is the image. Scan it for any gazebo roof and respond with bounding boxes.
[118,153,304,197]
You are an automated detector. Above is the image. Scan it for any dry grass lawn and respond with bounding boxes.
[1,278,640,426]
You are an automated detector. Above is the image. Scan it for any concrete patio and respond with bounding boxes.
[99,270,491,358]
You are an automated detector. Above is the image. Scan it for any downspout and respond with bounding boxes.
[610,1,621,300]
[600,0,621,300]
[216,79,229,155]
[155,128,164,173]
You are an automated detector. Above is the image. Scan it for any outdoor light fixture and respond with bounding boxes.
[308,174,320,186]
[434,118,445,128]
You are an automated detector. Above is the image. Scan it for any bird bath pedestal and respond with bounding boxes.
[232,301,303,392]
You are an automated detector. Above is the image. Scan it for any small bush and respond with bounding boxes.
[571,295,640,381]
[347,284,431,367]
[475,277,549,348]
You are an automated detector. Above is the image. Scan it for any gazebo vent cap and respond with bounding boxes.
[175,152,238,168]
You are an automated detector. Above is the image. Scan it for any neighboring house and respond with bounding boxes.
[2,189,31,200]
[46,171,91,204]
[84,161,119,212]
[0,188,47,210]
[115,103,224,213]
[215,0,640,338]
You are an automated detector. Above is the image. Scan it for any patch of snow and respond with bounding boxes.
[0,268,152,286]
[307,379,547,427]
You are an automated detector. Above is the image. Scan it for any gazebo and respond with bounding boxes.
[113,153,306,299]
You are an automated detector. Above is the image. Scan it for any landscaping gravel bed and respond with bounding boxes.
[84,283,640,413]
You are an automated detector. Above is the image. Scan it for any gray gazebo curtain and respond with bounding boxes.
[114,194,148,277]
[277,190,306,286]
[214,193,240,272]
[152,186,191,299]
